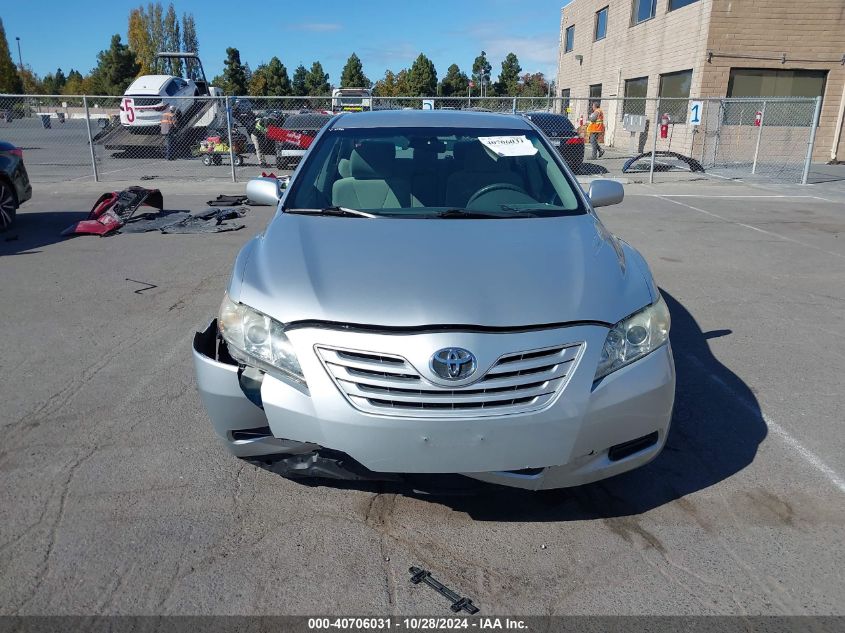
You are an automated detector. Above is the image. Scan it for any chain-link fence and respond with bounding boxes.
[0,93,822,185]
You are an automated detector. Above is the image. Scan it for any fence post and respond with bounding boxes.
[512,97,517,114]
[226,96,237,183]
[649,99,660,184]
[751,100,766,175]
[83,96,99,182]
[801,96,822,185]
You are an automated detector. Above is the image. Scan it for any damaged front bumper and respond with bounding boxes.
[192,320,675,490]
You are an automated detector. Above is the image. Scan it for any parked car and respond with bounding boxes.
[119,75,200,132]
[520,111,585,172]
[0,141,32,231]
[271,112,333,169]
[193,110,674,491]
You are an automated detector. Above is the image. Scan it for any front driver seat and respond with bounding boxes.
[332,142,411,209]
[444,141,523,208]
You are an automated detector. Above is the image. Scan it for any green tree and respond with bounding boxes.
[438,63,469,97]
[519,72,549,97]
[372,69,398,97]
[54,68,66,90]
[222,47,248,95]
[0,18,23,93]
[494,52,521,96]
[406,53,437,97]
[163,3,181,75]
[18,66,42,94]
[181,13,200,80]
[340,52,370,88]
[264,57,291,95]
[471,50,492,93]
[304,61,330,95]
[89,35,140,95]
[291,64,307,96]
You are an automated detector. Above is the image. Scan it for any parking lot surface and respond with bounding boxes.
[1,177,843,615]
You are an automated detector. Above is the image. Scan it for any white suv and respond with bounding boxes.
[119,75,199,132]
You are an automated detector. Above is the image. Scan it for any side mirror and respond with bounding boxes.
[588,179,624,208]
[245,177,281,206]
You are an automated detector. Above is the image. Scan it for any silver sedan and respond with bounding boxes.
[193,110,675,490]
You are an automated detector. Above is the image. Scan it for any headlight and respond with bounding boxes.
[595,295,670,380]
[218,293,305,385]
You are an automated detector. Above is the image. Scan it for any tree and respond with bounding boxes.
[18,66,42,94]
[471,50,492,93]
[89,34,140,95]
[163,3,181,75]
[494,52,521,96]
[340,53,370,88]
[0,18,23,94]
[181,13,200,80]
[291,64,308,96]
[304,61,330,95]
[372,69,398,97]
[128,8,154,74]
[406,53,437,97]
[63,70,85,95]
[519,72,549,97]
[438,63,468,97]
[222,47,248,95]
[264,57,290,96]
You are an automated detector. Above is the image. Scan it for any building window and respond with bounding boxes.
[669,0,699,10]
[560,88,571,113]
[658,69,692,123]
[632,0,656,24]
[564,25,575,53]
[589,84,602,106]
[624,77,648,116]
[595,7,608,41]
[726,68,826,125]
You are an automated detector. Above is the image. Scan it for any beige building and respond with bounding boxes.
[556,0,845,162]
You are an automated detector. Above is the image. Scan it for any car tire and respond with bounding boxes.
[202,155,213,166]
[0,180,18,232]
[233,155,243,167]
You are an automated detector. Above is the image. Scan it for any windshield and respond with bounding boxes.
[283,126,585,218]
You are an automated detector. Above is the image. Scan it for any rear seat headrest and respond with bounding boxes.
[350,141,396,179]
[337,158,351,178]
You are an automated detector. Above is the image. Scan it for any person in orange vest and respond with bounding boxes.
[160,106,177,161]
[586,101,605,159]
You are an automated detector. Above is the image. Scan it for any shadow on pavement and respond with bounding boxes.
[0,209,89,256]
[257,291,766,519]
[576,162,609,175]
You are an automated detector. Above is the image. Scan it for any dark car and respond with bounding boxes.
[0,141,32,231]
[272,112,333,170]
[521,112,584,172]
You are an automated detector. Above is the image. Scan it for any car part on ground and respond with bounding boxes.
[0,141,32,232]
[193,110,675,490]
[61,187,163,237]
[622,151,705,174]
[409,567,480,614]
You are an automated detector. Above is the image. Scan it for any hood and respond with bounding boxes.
[125,75,172,94]
[235,214,654,329]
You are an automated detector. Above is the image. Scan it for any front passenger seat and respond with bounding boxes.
[332,142,411,209]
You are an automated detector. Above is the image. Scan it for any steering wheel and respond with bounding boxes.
[466,183,530,208]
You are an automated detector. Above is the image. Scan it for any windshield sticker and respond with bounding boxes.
[478,135,538,157]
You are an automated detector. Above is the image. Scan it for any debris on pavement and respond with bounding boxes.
[61,187,164,237]
[408,566,480,615]
[159,207,246,234]
[207,194,248,206]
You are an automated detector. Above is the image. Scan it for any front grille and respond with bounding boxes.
[317,343,582,418]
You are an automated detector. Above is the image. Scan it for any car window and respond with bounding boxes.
[529,114,575,137]
[163,80,179,96]
[284,126,585,218]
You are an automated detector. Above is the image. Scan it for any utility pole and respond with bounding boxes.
[15,37,23,70]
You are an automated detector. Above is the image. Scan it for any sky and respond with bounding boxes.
[1,0,570,85]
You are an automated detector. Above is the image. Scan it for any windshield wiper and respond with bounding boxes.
[499,204,574,215]
[286,206,378,218]
[435,208,532,219]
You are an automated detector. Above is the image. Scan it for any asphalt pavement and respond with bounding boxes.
[1,177,843,616]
